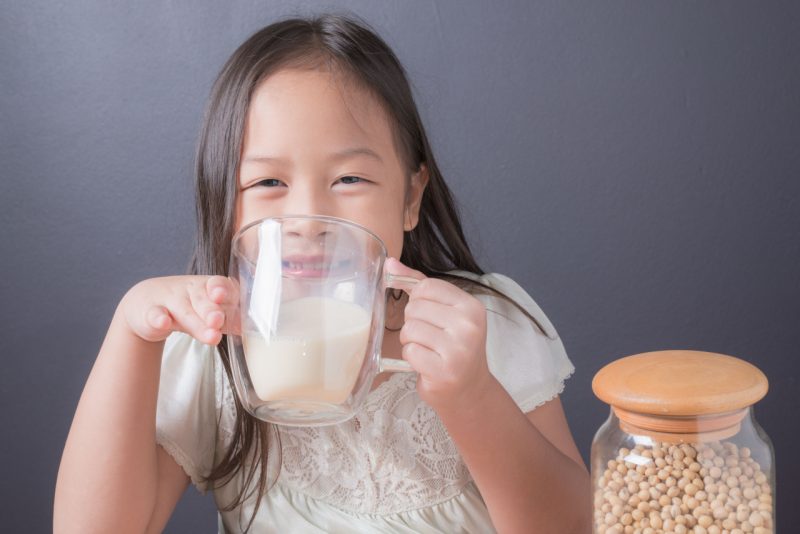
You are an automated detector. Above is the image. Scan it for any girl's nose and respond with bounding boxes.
[283,183,331,219]
[282,217,332,242]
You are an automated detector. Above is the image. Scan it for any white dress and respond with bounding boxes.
[155,273,574,533]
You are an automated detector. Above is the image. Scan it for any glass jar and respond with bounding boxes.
[591,351,775,534]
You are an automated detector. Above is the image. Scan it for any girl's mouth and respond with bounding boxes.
[281,256,355,279]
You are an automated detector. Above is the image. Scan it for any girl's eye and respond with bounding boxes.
[255,178,285,187]
[336,175,365,185]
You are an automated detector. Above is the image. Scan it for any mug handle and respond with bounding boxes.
[378,273,419,373]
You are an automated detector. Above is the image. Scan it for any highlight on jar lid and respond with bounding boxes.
[592,350,768,441]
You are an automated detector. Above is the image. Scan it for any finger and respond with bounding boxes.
[146,305,173,334]
[223,316,242,337]
[385,257,425,280]
[403,299,455,330]
[206,276,241,335]
[221,304,242,336]
[407,277,469,307]
[205,310,225,330]
[171,297,221,345]
[401,342,443,376]
[384,257,425,293]
[188,280,224,326]
[206,275,238,305]
[399,318,447,353]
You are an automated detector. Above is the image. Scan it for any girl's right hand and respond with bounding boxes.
[119,276,239,345]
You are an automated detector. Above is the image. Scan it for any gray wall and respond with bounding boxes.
[2,1,798,531]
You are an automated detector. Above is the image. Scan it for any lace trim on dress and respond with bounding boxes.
[156,429,208,494]
[517,362,575,413]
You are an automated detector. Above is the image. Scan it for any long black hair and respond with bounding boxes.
[189,13,551,530]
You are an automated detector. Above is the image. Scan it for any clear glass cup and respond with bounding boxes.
[227,215,417,426]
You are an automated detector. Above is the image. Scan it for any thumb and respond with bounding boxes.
[384,257,426,292]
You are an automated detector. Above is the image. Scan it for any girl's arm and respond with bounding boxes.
[54,276,235,534]
[387,259,590,533]
[435,383,591,534]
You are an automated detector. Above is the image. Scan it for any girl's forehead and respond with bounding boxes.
[245,69,396,154]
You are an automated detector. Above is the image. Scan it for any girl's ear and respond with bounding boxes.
[404,164,430,231]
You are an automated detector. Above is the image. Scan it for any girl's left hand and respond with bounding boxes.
[385,257,494,409]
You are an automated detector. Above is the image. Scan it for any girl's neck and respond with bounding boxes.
[384,290,408,332]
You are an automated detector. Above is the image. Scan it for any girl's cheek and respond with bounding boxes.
[381,228,406,260]
[236,196,280,230]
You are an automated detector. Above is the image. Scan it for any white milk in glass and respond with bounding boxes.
[243,296,371,404]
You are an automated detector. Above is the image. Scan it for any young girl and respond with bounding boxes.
[55,14,589,534]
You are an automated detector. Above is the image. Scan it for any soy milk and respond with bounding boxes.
[243,297,371,404]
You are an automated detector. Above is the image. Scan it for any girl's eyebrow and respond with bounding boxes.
[242,147,383,164]
[329,147,383,163]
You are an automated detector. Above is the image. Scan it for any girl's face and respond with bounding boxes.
[235,68,427,260]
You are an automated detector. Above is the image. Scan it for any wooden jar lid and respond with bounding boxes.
[592,350,768,416]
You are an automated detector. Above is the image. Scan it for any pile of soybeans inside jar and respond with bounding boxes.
[591,351,774,534]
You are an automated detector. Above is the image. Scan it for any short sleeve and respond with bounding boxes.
[155,332,219,493]
[466,272,575,413]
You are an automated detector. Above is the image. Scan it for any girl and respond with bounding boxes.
[55,14,590,534]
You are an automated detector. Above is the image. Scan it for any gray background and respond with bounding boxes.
[2,0,798,531]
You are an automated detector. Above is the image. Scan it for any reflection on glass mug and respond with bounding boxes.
[227,215,417,426]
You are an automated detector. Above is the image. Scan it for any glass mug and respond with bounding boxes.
[227,215,418,426]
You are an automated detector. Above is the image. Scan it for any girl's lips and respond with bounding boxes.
[281,255,354,278]
[282,260,329,278]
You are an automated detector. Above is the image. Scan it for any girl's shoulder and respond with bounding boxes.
[446,270,574,412]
